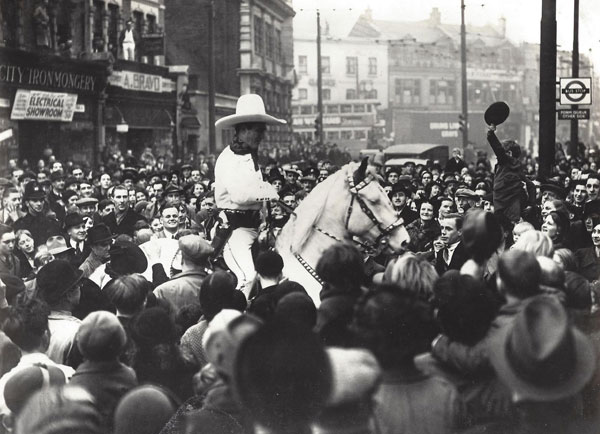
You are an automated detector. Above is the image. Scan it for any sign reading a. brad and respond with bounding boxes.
[560,77,592,105]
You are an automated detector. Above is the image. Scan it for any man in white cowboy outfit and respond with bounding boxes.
[214,94,286,296]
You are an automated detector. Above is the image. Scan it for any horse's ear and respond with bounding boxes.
[354,158,369,184]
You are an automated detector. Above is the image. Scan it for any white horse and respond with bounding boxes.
[276,159,410,305]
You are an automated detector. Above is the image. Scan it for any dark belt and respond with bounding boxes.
[224,209,261,228]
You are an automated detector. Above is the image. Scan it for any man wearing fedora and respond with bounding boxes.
[213,94,286,295]
[64,213,90,267]
[36,260,84,366]
[14,182,60,247]
[79,224,114,279]
[487,295,596,433]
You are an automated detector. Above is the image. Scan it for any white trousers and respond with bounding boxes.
[123,42,135,60]
[223,227,258,297]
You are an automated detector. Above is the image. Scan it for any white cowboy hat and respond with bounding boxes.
[215,94,287,129]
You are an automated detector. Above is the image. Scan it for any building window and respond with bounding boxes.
[254,16,263,55]
[321,56,330,74]
[93,0,105,52]
[368,57,377,75]
[298,55,307,74]
[292,106,300,115]
[346,57,357,75]
[323,89,331,100]
[346,89,356,100]
[341,104,352,113]
[364,89,378,99]
[265,22,273,59]
[327,131,340,140]
[353,104,365,113]
[341,130,353,139]
[298,88,308,100]
[326,105,339,114]
[429,80,456,105]
[355,130,367,139]
[147,14,157,33]
[275,29,282,62]
[394,78,421,105]
[107,4,119,57]
[300,105,312,114]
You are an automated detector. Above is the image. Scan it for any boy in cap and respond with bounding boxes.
[154,235,214,312]
[487,124,534,224]
[70,311,137,431]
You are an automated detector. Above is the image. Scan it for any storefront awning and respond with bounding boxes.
[105,105,174,130]
[181,116,201,129]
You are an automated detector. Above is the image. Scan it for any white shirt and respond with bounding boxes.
[0,352,75,416]
[47,312,81,365]
[214,146,277,211]
[443,241,460,265]
[123,29,135,44]
[70,239,84,253]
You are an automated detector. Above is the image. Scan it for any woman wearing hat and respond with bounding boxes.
[213,94,286,295]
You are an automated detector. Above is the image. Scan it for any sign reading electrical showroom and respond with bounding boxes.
[10,89,78,122]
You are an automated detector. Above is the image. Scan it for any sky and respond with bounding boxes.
[292,0,600,69]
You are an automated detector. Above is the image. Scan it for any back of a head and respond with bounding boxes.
[462,209,503,263]
[113,386,177,434]
[274,292,317,329]
[512,230,554,257]
[15,386,103,434]
[498,250,541,299]
[254,250,284,279]
[131,307,177,348]
[382,253,438,299]
[433,271,498,345]
[77,311,126,362]
[538,256,565,287]
[199,271,236,321]
[234,320,331,431]
[351,285,437,369]
[104,274,150,315]
[4,364,67,416]
[316,243,365,292]
[2,299,50,352]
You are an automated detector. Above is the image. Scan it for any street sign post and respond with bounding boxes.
[559,77,592,105]
[557,109,590,120]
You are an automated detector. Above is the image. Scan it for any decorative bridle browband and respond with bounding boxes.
[344,171,405,247]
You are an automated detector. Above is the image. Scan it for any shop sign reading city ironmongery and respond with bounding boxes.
[108,70,176,93]
[10,89,78,122]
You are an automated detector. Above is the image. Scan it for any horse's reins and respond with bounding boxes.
[292,169,404,284]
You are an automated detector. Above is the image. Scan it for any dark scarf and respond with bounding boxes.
[231,136,259,171]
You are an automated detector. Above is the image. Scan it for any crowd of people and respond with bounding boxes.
[0,93,599,434]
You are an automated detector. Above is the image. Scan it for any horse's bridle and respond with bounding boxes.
[312,170,404,254]
[344,171,405,248]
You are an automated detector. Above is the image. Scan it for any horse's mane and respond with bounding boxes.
[280,161,364,254]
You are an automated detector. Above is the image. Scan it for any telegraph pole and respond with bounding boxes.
[569,0,579,158]
[539,0,557,177]
[316,9,324,145]
[460,0,469,151]
[208,0,216,154]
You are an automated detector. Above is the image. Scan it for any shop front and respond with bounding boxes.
[104,61,177,163]
[0,47,108,168]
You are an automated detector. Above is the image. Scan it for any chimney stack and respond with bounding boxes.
[499,16,506,37]
[430,7,441,26]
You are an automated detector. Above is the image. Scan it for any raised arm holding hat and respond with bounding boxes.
[213,94,286,295]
